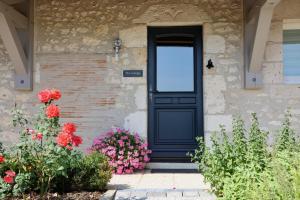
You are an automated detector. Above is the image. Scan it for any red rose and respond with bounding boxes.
[51,89,61,100]
[72,135,83,147]
[38,89,52,103]
[46,104,60,118]
[5,170,16,177]
[62,123,76,135]
[56,132,71,147]
[0,155,5,163]
[36,133,43,140]
[3,175,14,184]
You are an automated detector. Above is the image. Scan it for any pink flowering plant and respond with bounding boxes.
[91,128,152,174]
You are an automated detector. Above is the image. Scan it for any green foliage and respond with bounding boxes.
[247,113,269,172]
[0,142,3,154]
[190,115,256,194]
[190,112,300,199]
[0,178,10,200]
[249,151,297,200]
[0,93,112,199]
[275,111,296,152]
[294,159,300,200]
[12,173,32,197]
[232,117,247,166]
[222,150,299,200]
[70,152,112,191]
[222,166,260,200]
[11,107,29,128]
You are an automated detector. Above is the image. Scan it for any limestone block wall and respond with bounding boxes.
[0,0,300,149]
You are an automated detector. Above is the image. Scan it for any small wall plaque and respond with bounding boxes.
[123,70,143,77]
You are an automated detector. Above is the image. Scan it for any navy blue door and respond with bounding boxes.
[148,26,204,162]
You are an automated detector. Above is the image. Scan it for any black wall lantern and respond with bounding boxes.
[206,59,214,69]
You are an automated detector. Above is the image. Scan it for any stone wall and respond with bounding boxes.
[0,0,300,149]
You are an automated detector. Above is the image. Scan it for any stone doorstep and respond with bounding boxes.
[146,163,198,170]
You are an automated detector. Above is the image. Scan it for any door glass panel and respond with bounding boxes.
[156,46,194,92]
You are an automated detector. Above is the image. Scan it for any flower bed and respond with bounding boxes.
[0,89,112,199]
[6,191,103,200]
[91,128,152,174]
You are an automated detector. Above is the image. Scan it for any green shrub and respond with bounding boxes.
[71,152,112,191]
[190,112,299,199]
[190,114,267,194]
[222,150,299,200]
[250,151,297,200]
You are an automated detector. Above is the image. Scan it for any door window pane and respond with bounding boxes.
[156,46,194,92]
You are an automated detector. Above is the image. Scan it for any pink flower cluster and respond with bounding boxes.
[91,128,152,174]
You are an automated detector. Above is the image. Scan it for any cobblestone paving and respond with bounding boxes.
[114,189,216,200]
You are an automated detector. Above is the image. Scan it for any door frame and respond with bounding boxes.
[147,26,204,162]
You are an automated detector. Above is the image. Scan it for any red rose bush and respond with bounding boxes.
[91,128,152,174]
[35,89,82,149]
[0,88,111,199]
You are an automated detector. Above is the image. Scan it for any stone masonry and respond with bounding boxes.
[0,0,300,149]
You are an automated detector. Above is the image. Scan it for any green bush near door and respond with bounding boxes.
[190,112,300,200]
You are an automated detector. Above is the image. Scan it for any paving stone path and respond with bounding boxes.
[108,171,216,200]
[114,189,216,200]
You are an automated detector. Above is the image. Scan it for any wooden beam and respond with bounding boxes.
[0,12,27,74]
[244,0,281,89]
[0,0,27,29]
[246,0,266,23]
[1,0,25,5]
[249,0,281,73]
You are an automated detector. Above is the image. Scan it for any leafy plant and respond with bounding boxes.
[190,116,251,194]
[71,152,112,190]
[232,117,247,166]
[12,173,32,197]
[11,106,29,128]
[275,110,296,152]
[190,112,299,199]
[246,113,269,173]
